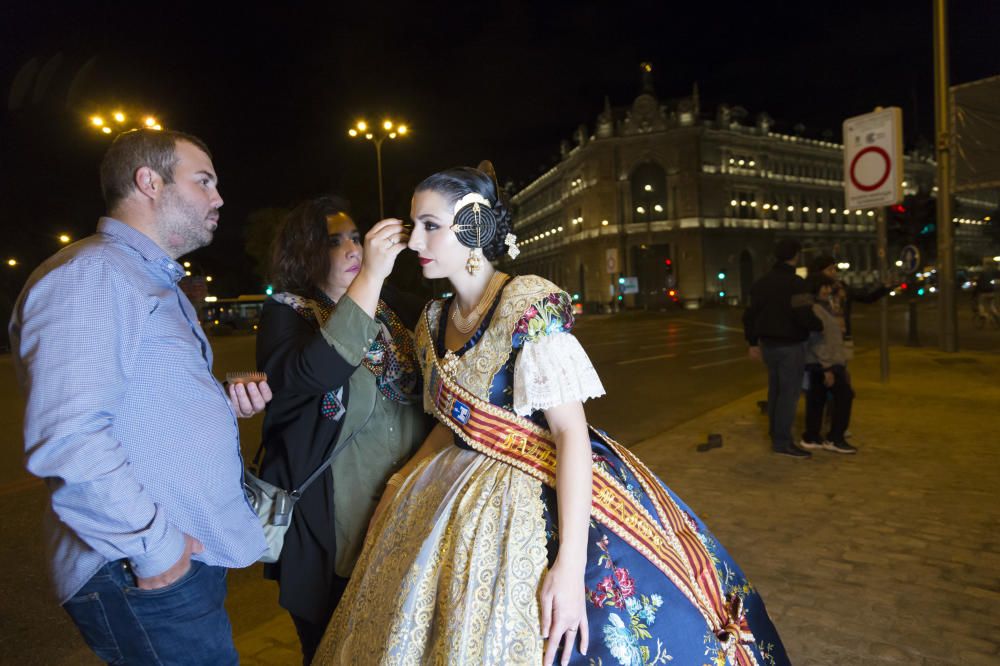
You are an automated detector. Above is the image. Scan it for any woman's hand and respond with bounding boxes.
[540,556,589,666]
[360,218,409,283]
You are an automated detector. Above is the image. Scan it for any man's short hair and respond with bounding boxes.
[774,239,802,262]
[99,128,212,209]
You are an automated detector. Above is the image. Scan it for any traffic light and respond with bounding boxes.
[265,284,274,296]
[717,271,727,280]
[888,193,937,260]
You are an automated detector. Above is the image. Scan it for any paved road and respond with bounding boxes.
[0,298,995,664]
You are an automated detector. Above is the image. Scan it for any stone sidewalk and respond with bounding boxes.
[236,346,1000,665]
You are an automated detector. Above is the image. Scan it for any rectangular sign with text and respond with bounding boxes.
[843,107,904,209]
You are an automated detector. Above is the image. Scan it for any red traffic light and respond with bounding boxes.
[900,282,908,290]
[890,204,907,214]
[664,258,672,266]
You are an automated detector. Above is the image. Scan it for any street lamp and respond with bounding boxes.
[348,117,409,218]
[7,258,18,267]
[89,109,163,136]
[58,234,71,244]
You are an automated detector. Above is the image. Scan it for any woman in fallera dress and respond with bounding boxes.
[314,163,789,666]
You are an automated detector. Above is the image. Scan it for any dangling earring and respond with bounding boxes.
[466,247,483,275]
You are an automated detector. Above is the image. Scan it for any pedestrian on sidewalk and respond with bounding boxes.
[9,129,271,665]
[743,239,823,458]
[807,254,891,343]
[799,275,858,454]
[254,196,427,664]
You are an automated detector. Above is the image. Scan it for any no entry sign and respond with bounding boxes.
[843,107,903,208]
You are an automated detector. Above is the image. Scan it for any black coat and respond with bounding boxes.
[254,284,424,623]
[743,262,823,345]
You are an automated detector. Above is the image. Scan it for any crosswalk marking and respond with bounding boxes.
[616,353,678,365]
[688,344,740,355]
[677,320,744,333]
[689,356,752,370]
[637,335,726,350]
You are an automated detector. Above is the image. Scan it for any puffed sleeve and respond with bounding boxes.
[511,292,606,416]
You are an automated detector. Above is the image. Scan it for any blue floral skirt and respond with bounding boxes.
[539,434,789,666]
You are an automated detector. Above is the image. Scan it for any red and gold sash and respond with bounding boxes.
[420,311,758,665]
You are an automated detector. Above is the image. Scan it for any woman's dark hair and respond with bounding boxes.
[808,254,837,276]
[270,195,352,295]
[805,273,836,295]
[415,164,513,262]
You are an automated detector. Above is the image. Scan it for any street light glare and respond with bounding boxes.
[101,127,112,134]
[383,120,393,130]
[144,116,157,127]
[152,124,162,131]
[389,132,397,139]
[398,125,408,135]
[113,112,126,123]
[7,258,17,266]
[365,133,374,140]
[90,116,104,127]
[356,120,367,131]
[348,128,358,137]
[58,234,71,244]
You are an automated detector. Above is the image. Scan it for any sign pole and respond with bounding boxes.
[876,206,890,382]
[933,0,958,352]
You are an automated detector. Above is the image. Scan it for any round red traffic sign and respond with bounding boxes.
[849,146,891,192]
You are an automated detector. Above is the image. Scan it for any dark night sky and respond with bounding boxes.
[2,0,998,293]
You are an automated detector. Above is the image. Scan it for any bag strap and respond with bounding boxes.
[289,406,375,500]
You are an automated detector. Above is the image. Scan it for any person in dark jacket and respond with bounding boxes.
[743,239,823,458]
[807,254,891,340]
[254,196,428,664]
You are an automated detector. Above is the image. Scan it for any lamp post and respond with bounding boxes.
[348,118,408,219]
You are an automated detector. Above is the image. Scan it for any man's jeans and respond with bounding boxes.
[760,341,806,451]
[62,559,238,665]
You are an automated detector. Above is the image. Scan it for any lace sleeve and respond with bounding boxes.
[513,332,606,416]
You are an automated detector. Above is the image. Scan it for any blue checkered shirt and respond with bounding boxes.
[10,218,265,603]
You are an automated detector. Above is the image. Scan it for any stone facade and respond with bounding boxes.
[508,69,994,310]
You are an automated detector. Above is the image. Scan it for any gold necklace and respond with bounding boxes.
[451,272,506,334]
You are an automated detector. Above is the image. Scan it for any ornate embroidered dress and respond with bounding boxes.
[315,276,788,666]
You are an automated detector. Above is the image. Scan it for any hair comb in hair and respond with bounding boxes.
[477,160,499,191]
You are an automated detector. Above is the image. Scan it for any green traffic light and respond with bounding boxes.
[265,285,273,296]
[717,272,726,280]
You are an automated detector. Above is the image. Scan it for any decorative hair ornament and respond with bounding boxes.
[451,192,497,275]
[504,233,519,259]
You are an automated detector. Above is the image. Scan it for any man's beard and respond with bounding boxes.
[156,187,215,258]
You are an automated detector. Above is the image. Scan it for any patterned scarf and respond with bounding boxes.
[272,291,420,420]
